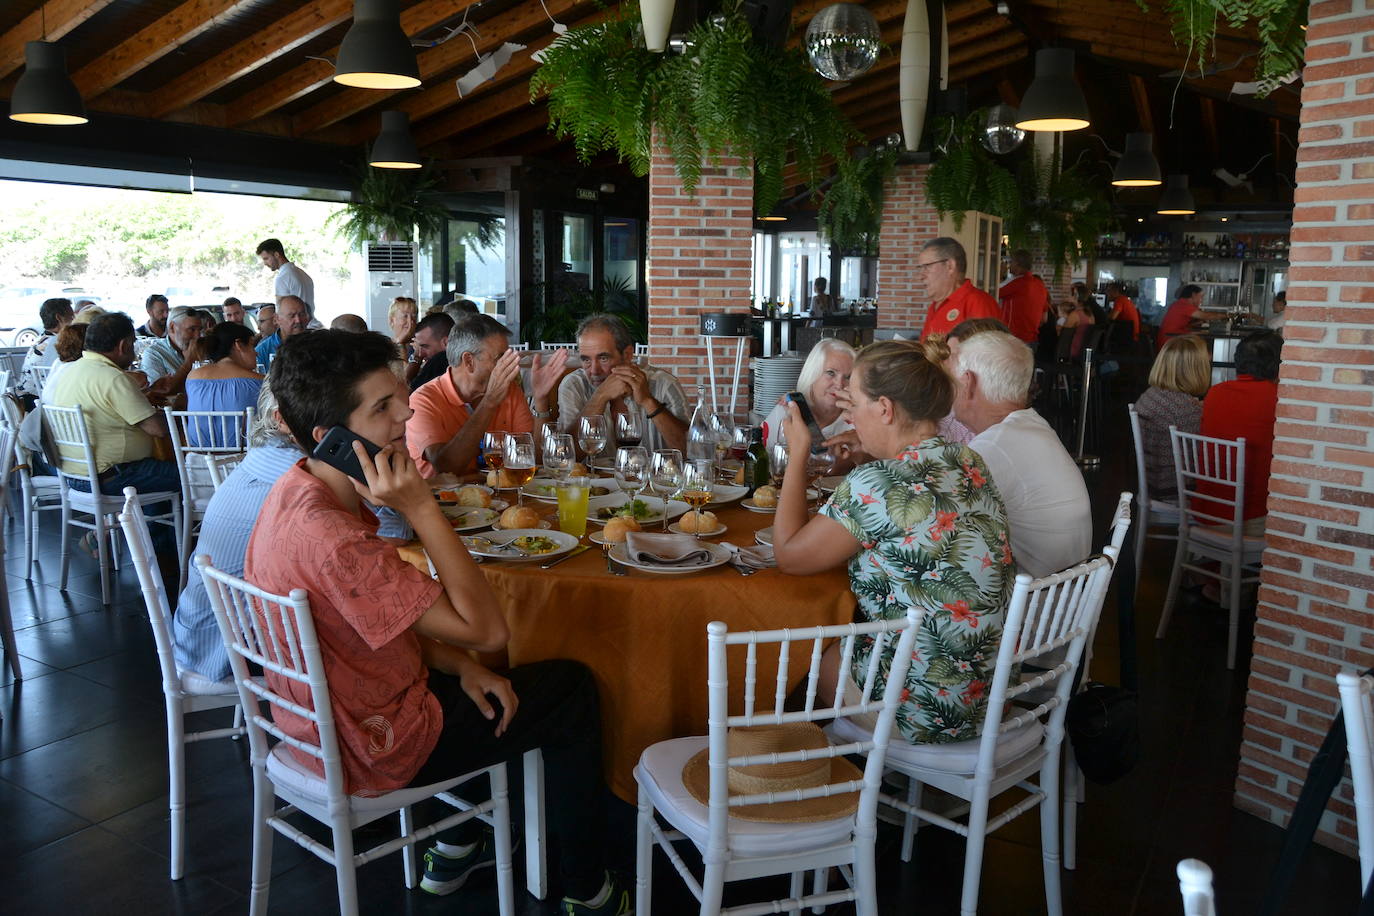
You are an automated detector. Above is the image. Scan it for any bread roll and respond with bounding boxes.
[678,510,719,533]
[487,468,519,488]
[499,505,541,529]
[456,485,492,508]
[602,516,641,543]
[486,469,500,488]
[733,463,745,485]
[752,485,778,507]
[570,461,590,477]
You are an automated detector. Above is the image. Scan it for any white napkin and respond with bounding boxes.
[623,531,715,567]
[723,542,776,570]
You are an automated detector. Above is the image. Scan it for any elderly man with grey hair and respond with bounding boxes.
[918,236,1001,340]
[953,330,1091,577]
[406,312,567,477]
[170,380,412,682]
[140,306,206,384]
[557,312,688,454]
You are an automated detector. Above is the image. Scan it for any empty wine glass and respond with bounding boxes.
[679,458,715,538]
[481,430,509,474]
[769,441,789,489]
[615,445,649,510]
[539,421,559,465]
[616,411,643,448]
[545,433,575,481]
[578,415,608,466]
[504,432,536,506]
[649,449,683,532]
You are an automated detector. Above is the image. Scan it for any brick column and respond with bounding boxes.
[645,146,754,415]
[1233,0,1374,856]
[1031,245,1075,304]
[876,163,939,330]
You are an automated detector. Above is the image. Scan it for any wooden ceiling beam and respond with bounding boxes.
[413,75,539,146]
[949,47,1027,83]
[0,0,118,82]
[1023,0,1258,42]
[949,29,1024,67]
[1128,73,1154,135]
[72,0,257,99]
[1198,95,1220,160]
[948,13,1014,46]
[430,105,551,156]
[146,0,352,118]
[1080,49,1299,121]
[224,0,468,127]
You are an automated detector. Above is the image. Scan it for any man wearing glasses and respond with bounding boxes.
[916,237,1000,339]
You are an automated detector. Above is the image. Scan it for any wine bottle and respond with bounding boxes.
[743,426,769,497]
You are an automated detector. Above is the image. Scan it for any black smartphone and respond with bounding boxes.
[784,391,829,453]
[311,426,383,484]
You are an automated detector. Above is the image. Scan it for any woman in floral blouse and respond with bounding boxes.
[772,339,1016,744]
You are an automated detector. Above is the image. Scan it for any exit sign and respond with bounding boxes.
[576,188,598,201]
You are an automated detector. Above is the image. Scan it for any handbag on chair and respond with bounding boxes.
[1065,681,1141,785]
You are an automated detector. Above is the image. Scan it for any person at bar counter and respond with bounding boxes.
[557,313,689,454]
[810,276,834,315]
[408,313,567,477]
[917,237,1000,339]
[246,330,628,913]
[1106,281,1142,341]
[1198,329,1282,536]
[998,248,1050,345]
[770,339,1015,743]
[1157,284,1236,349]
[1135,335,1211,502]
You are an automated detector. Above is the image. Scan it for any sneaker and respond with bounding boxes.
[420,838,497,897]
[561,870,632,915]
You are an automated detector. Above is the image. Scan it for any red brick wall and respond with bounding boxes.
[645,146,754,418]
[876,163,938,331]
[1234,0,1374,856]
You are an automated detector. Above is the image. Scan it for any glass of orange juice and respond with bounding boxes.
[556,476,591,538]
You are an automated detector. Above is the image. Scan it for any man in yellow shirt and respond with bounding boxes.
[45,312,181,499]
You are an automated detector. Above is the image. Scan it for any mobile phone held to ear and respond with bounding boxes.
[311,426,382,484]
[784,391,829,453]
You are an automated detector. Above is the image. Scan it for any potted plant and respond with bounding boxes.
[326,162,452,247]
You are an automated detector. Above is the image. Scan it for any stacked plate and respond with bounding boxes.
[751,355,806,418]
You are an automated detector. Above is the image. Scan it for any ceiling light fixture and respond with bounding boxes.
[1112,132,1162,187]
[9,41,87,125]
[759,215,789,222]
[1015,48,1090,132]
[369,110,422,168]
[1156,174,1196,215]
[334,0,421,90]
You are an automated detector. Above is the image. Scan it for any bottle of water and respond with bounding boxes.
[686,385,715,461]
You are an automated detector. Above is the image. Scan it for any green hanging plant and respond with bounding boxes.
[923,111,1020,229]
[1002,145,1115,281]
[1134,0,1307,94]
[530,1,859,216]
[520,275,645,346]
[326,162,452,248]
[818,144,899,255]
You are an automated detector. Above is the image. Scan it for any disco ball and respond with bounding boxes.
[805,4,881,82]
[982,103,1026,155]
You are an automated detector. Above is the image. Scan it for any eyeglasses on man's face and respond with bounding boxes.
[915,258,950,273]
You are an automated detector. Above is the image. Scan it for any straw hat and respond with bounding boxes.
[681,723,862,823]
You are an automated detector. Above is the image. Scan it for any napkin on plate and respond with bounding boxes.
[623,531,716,567]
[723,542,776,571]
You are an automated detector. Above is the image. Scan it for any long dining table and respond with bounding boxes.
[401,497,855,802]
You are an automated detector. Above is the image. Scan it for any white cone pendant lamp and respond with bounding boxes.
[641,0,676,53]
[899,0,930,151]
[334,0,421,89]
[1016,48,1090,131]
[1156,174,1196,215]
[1112,132,1163,187]
[9,41,87,125]
[369,110,422,169]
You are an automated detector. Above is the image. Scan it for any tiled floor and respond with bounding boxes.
[0,389,1362,914]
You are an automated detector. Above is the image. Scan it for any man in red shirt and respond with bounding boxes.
[1106,282,1141,340]
[1157,284,1235,350]
[1198,329,1282,533]
[248,330,628,913]
[918,237,1000,339]
[998,248,1050,344]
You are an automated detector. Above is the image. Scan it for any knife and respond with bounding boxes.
[541,544,591,569]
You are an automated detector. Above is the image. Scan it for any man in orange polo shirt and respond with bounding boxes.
[407,313,567,477]
[998,248,1050,344]
[918,237,1000,339]
[1106,282,1141,340]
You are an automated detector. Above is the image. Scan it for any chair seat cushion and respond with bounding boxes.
[1187,524,1265,558]
[179,669,238,697]
[265,744,492,815]
[830,715,1043,776]
[635,736,857,858]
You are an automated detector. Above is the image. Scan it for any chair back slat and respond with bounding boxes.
[164,407,253,517]
[41,403,101,488]
[202,452,246,491]
[743,642,757,718]
[1107,491,1133,553]
[801,635,825,715]
[541,342,575,351]
[831,625,860,716]
[1170,427,1247,535]
[772,636,791,716]
[117,490,183,693]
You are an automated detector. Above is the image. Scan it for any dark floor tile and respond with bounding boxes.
[0,775,92,858]
[5,581,103,630]
[0,669,122,758]
[9,606,153,669]
[68,649,164,696]
[0,653,55,687]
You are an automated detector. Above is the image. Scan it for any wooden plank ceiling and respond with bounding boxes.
[0,0,1299,184]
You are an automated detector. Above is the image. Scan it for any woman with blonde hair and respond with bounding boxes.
[1136,334,1211,500]
[388,296,418,351]
[760,337,855,451]
[772,339,1015,745]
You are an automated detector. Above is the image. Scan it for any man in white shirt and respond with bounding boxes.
[952,330,1091,577]
[255,237,315,308]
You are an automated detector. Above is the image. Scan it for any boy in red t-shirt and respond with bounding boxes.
[248,330,627,914]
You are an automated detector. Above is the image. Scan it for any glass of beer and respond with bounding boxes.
[679,458,714,538]
[504,433,537,506]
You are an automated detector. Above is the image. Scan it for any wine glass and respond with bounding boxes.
[539,421,559,466]
[679,458,715,539]
[769,441,789,489]
[578,415,608,466]
[545,433,575,481]
[481,430,509,474]
[649,449,683,532]
[805,448,837,512]
[616,411,643,448]
[729,425,751,461]
[504,432,537,506]
[709,412,731,467]
[615,446,649,511]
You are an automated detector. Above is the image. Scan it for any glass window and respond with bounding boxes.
[559,213,593,291]
[777,231,830,311]
[752,231,776,303]
[603,217,640,301]
[449,215,506,305]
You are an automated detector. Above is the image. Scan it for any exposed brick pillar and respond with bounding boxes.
[1233,0,1374,856]
[1031,245,1075,304]
[645,146,754,415]
[876,163,938,331]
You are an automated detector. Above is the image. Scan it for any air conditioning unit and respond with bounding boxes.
[364,241,417,330]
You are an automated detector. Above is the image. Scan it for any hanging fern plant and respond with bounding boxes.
[1002,145,1115,282]
[923,111,1020,229]
[818,144,899,255]
[326,162,452,248]
[1134,0,1307,94]
[530,1,858,216]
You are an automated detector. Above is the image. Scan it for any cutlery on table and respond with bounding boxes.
[541,544,590,569]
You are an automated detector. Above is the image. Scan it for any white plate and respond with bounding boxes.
[460,528,578,562]
[445,507,499,532]
[817,475,845,493]
[492,517,552,531]
[707,484,748,506]
[741,498,776,513]
[608,541,733,575]
[668,519,728,537]
[755,526,774,546]
[521,477,618,502]
[587,492,689,526]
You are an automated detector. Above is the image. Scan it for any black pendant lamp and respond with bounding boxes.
[1015,49,1090,132]
[369,111,422,169]
[334,0,421,90]
[1112,132,1162,187]
[1156,174,1196,215]
[9,41,87,125]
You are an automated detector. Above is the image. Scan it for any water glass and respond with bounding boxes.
[649,449,683,531]
[545,433,575,481]
[556,476,591,538]
[578,415,608,463]
[615,445,649,503]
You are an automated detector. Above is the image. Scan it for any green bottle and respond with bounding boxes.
[744,426,769,496]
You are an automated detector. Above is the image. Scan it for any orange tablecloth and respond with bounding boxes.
[402,502,855,801]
